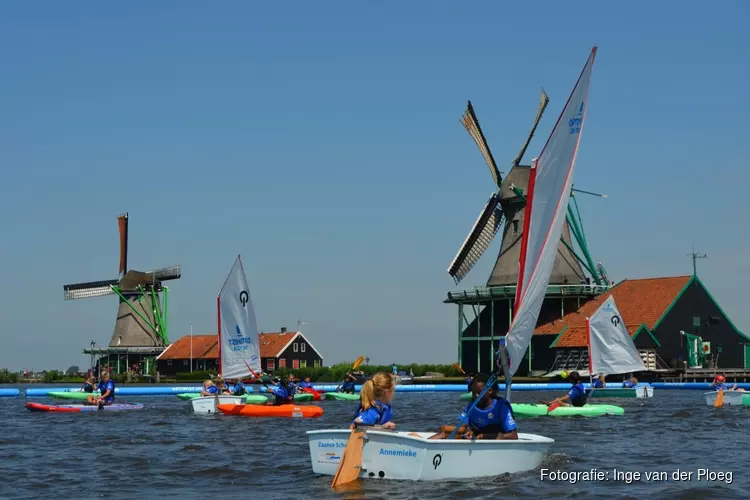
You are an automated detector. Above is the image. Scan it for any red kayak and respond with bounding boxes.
[298,387,323,401]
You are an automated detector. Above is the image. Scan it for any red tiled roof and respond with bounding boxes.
[258,332,296,358]
[534,276,692,348]
[158,335,218,360]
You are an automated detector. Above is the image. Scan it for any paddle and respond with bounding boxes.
[331,427,365,488]
[242,360,269,390]
[452,362,466,375]
[335,356,365,392]
[715,389,724,408]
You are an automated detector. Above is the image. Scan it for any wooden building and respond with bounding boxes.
[259,328,324,372]
[535,275,749,373]
[155,328,324,376]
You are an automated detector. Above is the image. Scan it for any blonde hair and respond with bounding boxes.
[359,372,395,411]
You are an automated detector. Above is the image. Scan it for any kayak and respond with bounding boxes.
[298,388,324,401]
[217,403,323,418]
[26,402,144,413]
[512,403,624,417]
[178,393,268,404]
[459,393,472,401]
[49,391,100,401]
[294,393,314,402]
[324,392,360,401]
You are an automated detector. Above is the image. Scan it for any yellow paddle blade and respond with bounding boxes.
[715,390,724,408]
[352,356,365,370]
[331,429,365,488]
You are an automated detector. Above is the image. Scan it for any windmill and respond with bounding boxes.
[448,93,605,287]
[446,93,609,374]
[63,213,180,348]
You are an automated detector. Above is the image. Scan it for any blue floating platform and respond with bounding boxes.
[23,385,223,397]
[0,388,20,398]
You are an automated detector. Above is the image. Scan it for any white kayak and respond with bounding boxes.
[307,429,553,481]
[588,386,654,399]
[190,395,245,414]
[704,390,747,407]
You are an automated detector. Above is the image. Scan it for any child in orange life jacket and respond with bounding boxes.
[351,372,395,430]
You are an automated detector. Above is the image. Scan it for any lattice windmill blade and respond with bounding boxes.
[447,194,504,284]
[63,279,119,300]
[511,89,550,168]
[461,101,502,188]
[144,265,182,281]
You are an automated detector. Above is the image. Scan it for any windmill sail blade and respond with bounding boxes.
[588,296,646,376]
[448,194,504,284]
[144,265,181,282]
[117,213,128,277]
[63,279,119,300]
[511,89,550,168]
[504,47,597,376]
[461,101,502,187]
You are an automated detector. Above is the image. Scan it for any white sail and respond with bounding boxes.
[505,47,597,375]
[219,255,261,379]
[588,296,646,375]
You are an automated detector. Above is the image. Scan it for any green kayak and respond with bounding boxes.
[512,403,624,417]
[48,391,99,401]
[459,393,472,401]
[176,393,269,404]
[324,392,360,401]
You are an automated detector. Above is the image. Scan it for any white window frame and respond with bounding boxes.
[293,343,299,352]
[301,343,306,353]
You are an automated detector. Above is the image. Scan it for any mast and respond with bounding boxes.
[514,159,538,311]
[586,316,593,384]
[217,294,222,376]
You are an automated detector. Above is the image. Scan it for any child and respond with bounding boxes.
[622,375,639,388]
[340,374,357,394]
[548,371,587,407]
[299,377,314,389]
[712,375,743,391]
[351,372,395,429]
[81,374,96,394]
[201,380,219,396]
[431,373,517,440]
[260,377,294,405]
[591,374,606,388]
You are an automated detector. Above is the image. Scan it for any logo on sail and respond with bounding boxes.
[235,325,243,338]
[610,315,621,327]
[239,290,249,307]
[568,101,584,135]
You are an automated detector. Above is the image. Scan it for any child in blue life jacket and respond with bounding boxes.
[200,380,219,396]
[622,375,639,388]
[432,373,518,440]
[260,377,294,405]
[548,371,587,408]
[87,371,115,406]
[340,374,357,394]
[81,375,96,393]
[591,374,606,388]
[351,372,395,430]
[712,375,744,392]
[299,377,314,389]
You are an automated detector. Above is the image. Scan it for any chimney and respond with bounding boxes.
[280,327,287,334]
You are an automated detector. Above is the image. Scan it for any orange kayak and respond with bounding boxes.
[217,403,323,418]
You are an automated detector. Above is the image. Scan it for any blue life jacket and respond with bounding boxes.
[288,383,297,396]
[272,386,290,405]
[98,380,115,404]
[231,382,246,396]
[205,385,219,395]
[299,381,314,389]
[353,400,393,426]
[465,397,517,434]
[82,382,95,393]
[568,383,587,407]
[622,380,636,388]
[591,378,604,388]
[341,380,356,393]
[713,383,728,391]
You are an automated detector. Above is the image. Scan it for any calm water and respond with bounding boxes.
[0,387,747,499]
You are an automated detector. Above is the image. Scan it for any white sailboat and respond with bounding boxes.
[192,255,263,414]
[586,296,654,399]
[308,46,598,481]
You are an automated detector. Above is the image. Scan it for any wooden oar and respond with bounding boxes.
[715,389,724,408]
[331,427,365,488]
[335,356,365,392]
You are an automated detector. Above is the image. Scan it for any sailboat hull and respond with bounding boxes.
[190,395,245,414]
[704,390,749,407]
[307,429,553,480]
[588,386,654,399]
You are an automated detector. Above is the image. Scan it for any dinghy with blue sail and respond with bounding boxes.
[191,255,265,413]
[310,46,599,482]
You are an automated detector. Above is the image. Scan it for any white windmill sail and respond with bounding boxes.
[587,295,646,376]
[504,46,597,376]
[218,255,261,379]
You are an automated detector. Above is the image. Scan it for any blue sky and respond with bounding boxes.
[1,2,748,371]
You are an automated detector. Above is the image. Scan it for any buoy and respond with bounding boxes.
[561,370,569,379]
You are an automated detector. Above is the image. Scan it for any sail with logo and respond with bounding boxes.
[219,255,261,379]
[587,295,646,376]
